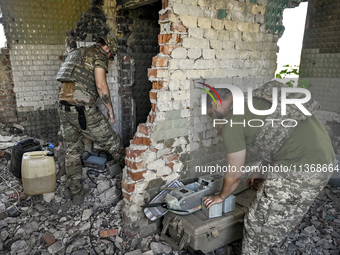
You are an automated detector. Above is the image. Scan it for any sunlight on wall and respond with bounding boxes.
[276,2,308,78]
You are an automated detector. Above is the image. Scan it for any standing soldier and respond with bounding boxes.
[56,35,125,205]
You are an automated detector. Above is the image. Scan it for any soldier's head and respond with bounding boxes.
[97,35,117,61]
[206,88,232,119]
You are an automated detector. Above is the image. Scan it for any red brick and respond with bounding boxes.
[162,0,169,9]
[136,161,146,169]
[171,22,188,32]
[172,34,183,43]
[138,124,152,135]
[126,159,137,170]
[166,162,174,170]
[148,68,158,78]
[159,10,170,21]
[99,229,119,238]
[123,192,132,201]
[8,192,26,200]
[42,232,56,246]
[127,169,146,181]
[124,229,138,239]
[152,81,164,90]
[161,44,179,55]
[164,154,179,162]
[152,56,168,67]
[131,136,151,146]
[150,114,155,123]
[149,91,158,101]
[122,180,136,193]
[158,34,172,44]
[126,148,146,158]
[151,103,156,112]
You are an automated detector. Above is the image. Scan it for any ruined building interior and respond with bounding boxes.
[0,0,339,252]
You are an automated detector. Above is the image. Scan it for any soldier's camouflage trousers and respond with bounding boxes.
[242,168,334,255]
[59,105,125,195]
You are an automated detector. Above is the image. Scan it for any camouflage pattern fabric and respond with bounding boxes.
[248,80,320,162]
[241,167,334,255]
[57,43,122,196]
[99,34,118,57]
[59,106,125,195]
[57,44,108,106]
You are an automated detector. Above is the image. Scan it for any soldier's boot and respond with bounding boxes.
[67,176,89,205]
[72,185,90,205]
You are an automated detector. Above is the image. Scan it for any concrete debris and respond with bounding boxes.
[0,149,189,255]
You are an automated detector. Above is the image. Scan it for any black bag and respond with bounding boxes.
[10,138,42,178]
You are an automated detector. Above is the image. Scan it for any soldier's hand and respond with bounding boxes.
[246,172,264,190]
[108,112,115,126]
[203,194,224,209]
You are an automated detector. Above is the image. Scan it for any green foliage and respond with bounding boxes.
[276,64,311,89]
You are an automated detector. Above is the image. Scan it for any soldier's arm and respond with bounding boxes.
[204,149,245,208]
[94,67,115,125]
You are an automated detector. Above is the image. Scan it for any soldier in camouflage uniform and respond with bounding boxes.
[57,35,125,205]
[203,81,335,254]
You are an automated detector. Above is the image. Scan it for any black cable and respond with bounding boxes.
[89,198,121,255]
[86,169,107,186]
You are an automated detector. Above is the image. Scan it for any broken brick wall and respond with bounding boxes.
[0,48,20,125]
[299,0,340,154]
[0,0,90,142]
[121,0,283,238]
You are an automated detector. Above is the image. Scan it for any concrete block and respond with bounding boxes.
[198,17,212,29]
[173,91,189,101]
[157,101,173,112]
[188,27,204,38]
[182,38,209,49]
[203,49,216,60]
[211,19,224,30]
[181,15,197,28]
[186,70,200,79]
[168,80,180,91]
[210,39,223,49]
[184,0,198,4]
[213,68,228,77]
[170,70,186,80]
[229,31,242,41]
[222,41,235,50]
[203,28,217,39]
[194,59,218,69]
[189,5,205,17]
[169,59,181,70]
[172,3,190,15]
[165,110,181,120]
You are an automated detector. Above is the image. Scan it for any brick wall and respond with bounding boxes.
[121,0,281,237]
[0,0,89,45]
[0,0,89,141]
[299,0,340,154]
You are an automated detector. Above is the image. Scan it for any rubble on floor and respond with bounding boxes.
[0,144,186,255]
[0,131,339,254]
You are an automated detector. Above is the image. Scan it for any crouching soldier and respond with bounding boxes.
[204,81,335,254]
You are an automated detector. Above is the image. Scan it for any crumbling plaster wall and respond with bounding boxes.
[299,0,340,154]
[122,0,282,237]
